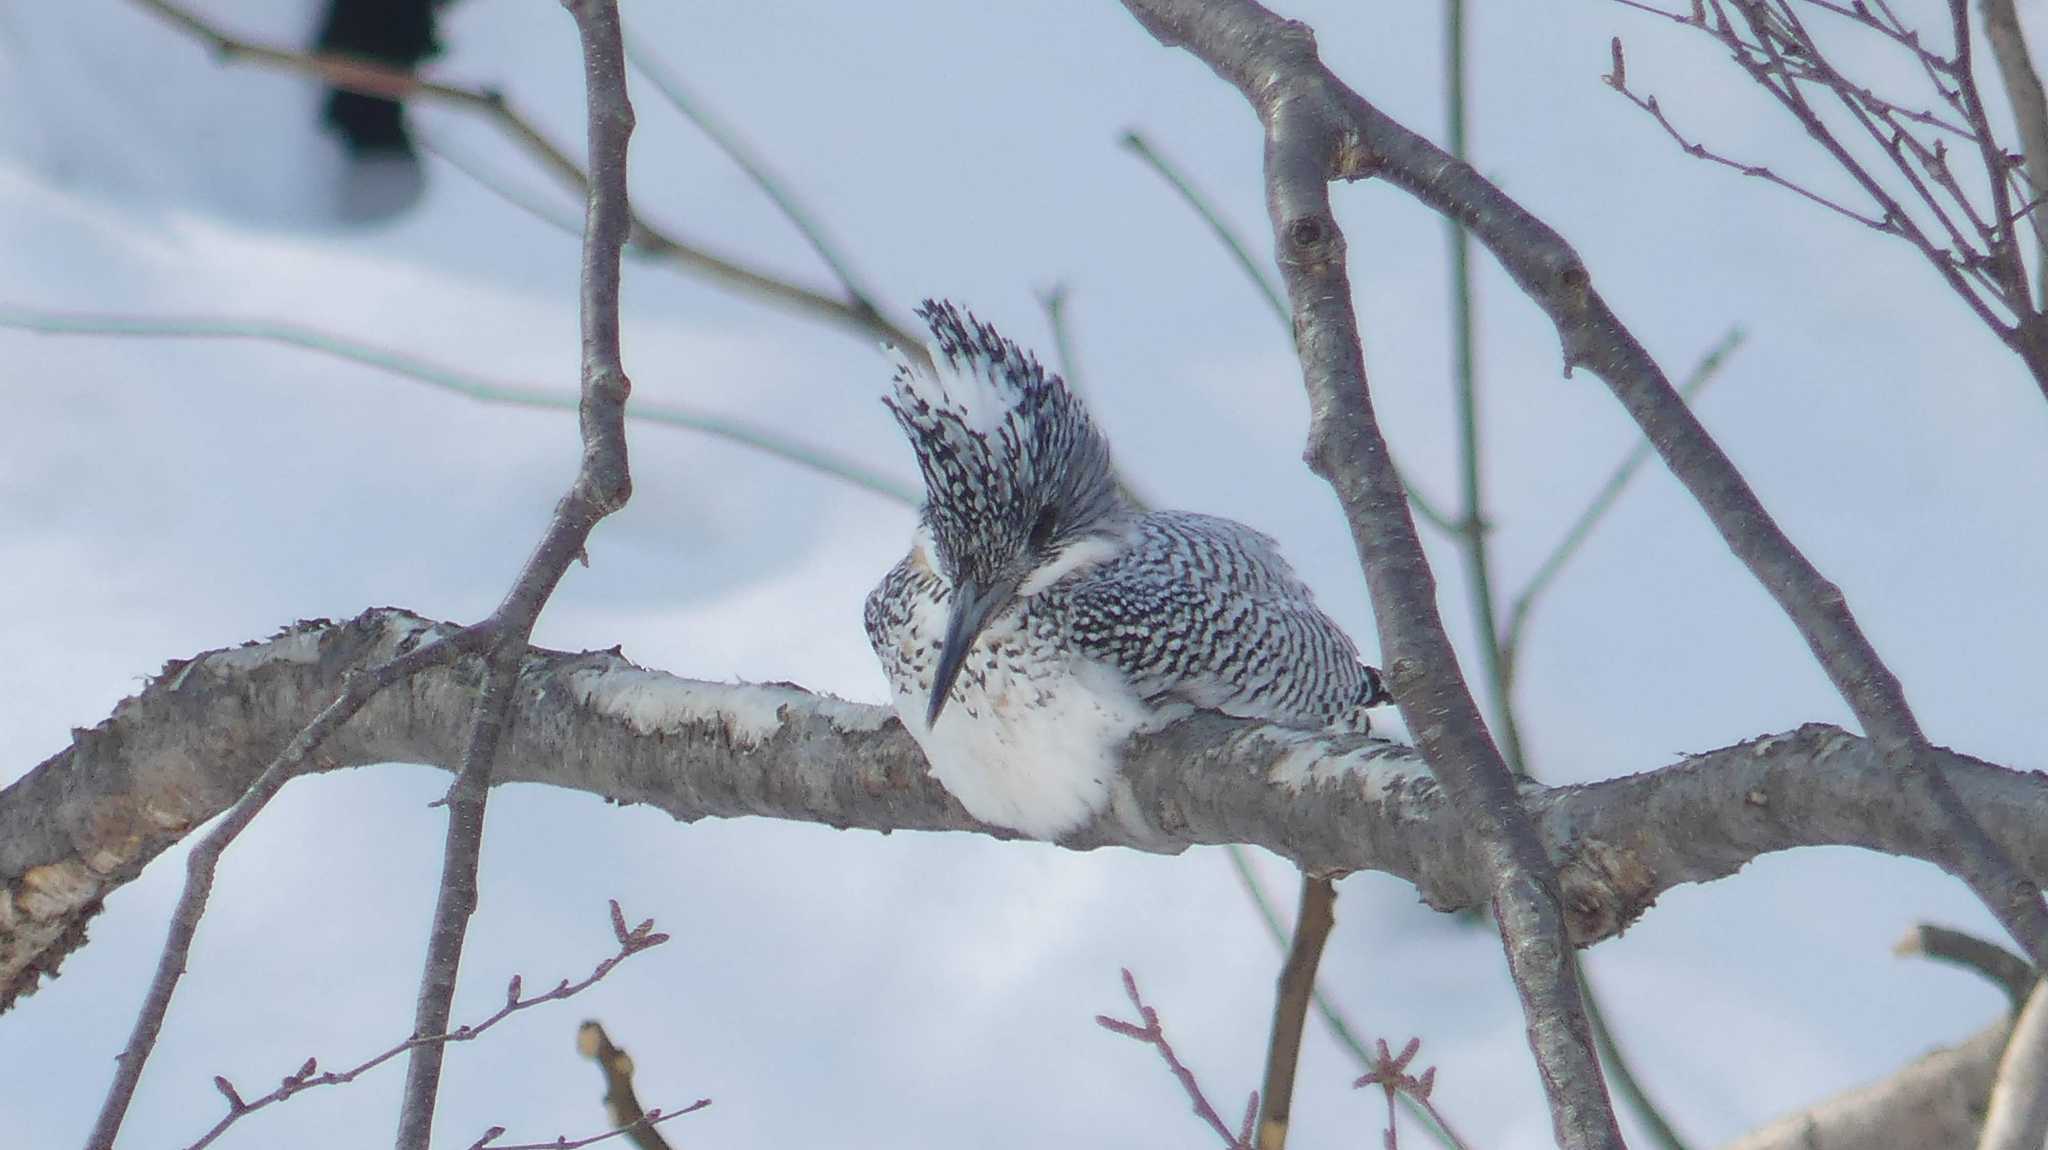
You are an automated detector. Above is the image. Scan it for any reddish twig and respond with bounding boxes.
[1096,968,1256,1149]
[183,903,668,1150]
[1353,1038,1471,1150]
[1603,46,1890,229]
[1611,0,2048,397]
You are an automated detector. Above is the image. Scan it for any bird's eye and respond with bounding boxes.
[1028,507,1059,550]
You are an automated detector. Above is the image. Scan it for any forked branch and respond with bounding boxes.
[183,903,669,1150]
[395,3,639,1145]
[1097,968,1258,1149]
[1118,2,1625,1144]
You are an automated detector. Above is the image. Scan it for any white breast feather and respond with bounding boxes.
[882,545,1149,839]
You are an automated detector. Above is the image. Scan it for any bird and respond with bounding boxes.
[865,300,1392,839]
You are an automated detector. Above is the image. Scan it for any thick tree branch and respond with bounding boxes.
[1116,2,1622,1144]
[11,611,2045,1031]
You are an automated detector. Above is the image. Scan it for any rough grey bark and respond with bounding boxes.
[7,608,2047,1015]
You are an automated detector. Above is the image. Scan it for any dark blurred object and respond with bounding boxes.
[313,0,454,219]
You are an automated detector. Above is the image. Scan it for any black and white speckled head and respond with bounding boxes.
[885,300,1124,593]
[886,300,1130,726]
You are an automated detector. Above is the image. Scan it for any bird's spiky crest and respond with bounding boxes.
[885,300,1119,588]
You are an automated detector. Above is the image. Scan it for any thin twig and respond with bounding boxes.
[1254,875,1335,1150]
[1763,2,1988,252]
[1578,956,1694,1150]
[1121,130,1291,328]
[1353,1038,1472,1150]
[1895,922,2040,1010]
[466,1101,711,1150]
[619,25,896,334]
[1120,128,1460,534]
[1039,282,1088,400]
[1758,3,2005,292]
[1096,968,1254,1149]
[422,129,589,237]
[0,304,916,506]
[1978,0,2048,306]
[1502,328,1746,671]
[1462,17,1687,1146]
[578,1022,675,1150]
[183,904,669,1150]
[1603,47,1892,231]
[1221,853,1414,1106]
[1801,0,1967,66]
[125,0,921,356]
[1943,0,2033,305]
[1219,862,1464,1150]
[1609,0,2048,394]
[394,4,640,1146]
[84,624,496,1150]
[1443,0,1528,780]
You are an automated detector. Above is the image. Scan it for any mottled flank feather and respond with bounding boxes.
[868,300,1390,838]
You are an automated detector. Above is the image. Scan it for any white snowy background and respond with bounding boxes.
[2,1,2045,1147]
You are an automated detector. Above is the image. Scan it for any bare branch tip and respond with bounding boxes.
[213,1075,245,1112]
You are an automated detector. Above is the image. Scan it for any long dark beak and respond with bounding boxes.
[926,576,1016,728]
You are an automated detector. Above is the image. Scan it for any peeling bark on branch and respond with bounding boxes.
[5,608,2046,1015]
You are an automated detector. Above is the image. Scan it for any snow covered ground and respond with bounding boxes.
[2,1,2045,1147]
